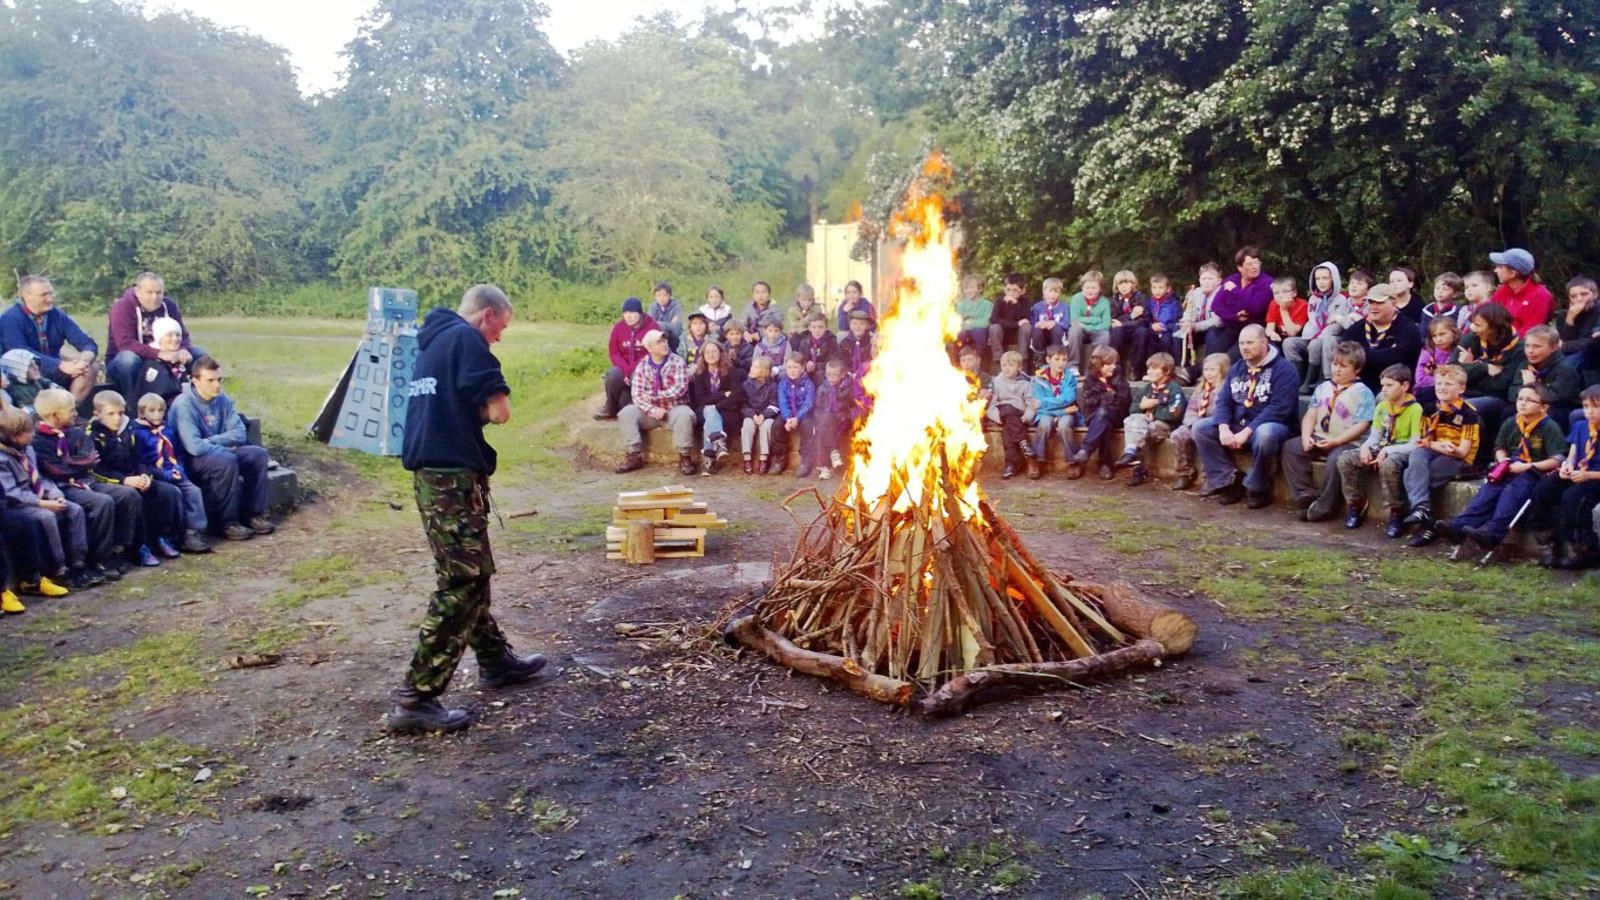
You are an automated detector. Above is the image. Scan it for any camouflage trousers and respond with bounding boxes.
[403,468,509,696]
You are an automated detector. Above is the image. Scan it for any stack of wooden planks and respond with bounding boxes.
[606,485,728,563]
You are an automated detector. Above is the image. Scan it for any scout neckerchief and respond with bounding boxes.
[1515,412,1547,462]
[1426,301,1455,321]
[39,423,90,490]
[762,335,788,364]
[1527,355,1556,385]
[1241,360,1266,408]
[1197,379,1217,417]
[642,355,667,396]
[1309,292,1332,331]
[1364,319,1396,348]
[1114,292,1134,318]
[1482,335,1520,366]
[781,375,805,412]
[1422,398,1462,444]
[150,423,182,479]
[1041,367,1065,399]
[806,335,826,369]
[1379,396,1418,445]
[685,333,708,367]
[1318,381,1354,434]
[1148,376,1171,418]
[16,445,40,493]
[708,366,721,395]
[1580,421,1599,471]
[849,337,865,374]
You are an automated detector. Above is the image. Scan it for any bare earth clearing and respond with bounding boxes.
[0,395,1596,900]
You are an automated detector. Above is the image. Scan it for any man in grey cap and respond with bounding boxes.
[1488,247,1554,336]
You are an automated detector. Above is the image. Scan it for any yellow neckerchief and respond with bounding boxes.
[1580,421,1599,470]
[1241,360,1265,408]
[1423,397,1463,443]
[1515,412,1548,462]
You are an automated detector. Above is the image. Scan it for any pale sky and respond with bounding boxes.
[154,0,796,96]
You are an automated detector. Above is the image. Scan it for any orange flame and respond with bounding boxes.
[844,154,987,517]
[843,201,864,223]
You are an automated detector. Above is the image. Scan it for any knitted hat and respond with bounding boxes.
[0,349,36,381]
[621,297,644,314]
[148,317,183,349]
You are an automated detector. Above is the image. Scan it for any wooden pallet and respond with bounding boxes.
[608,486,726,563]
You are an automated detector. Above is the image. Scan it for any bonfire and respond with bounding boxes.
[724,156,1196,716]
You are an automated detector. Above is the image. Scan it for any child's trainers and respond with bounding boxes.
[155,537,181,559]
[830,450,844,469]
[65,568,98,591]
[1,590,24,614]
[21,576,68,597]
[1113,450,1139,470]
[818,467,832,480]
[94,563,121,583]
[137,545,161,567]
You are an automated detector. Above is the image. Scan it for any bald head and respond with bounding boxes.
[1238,324,1269,364]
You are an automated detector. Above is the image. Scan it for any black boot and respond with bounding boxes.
[477,649,548,689]
[385,688,472,734]
[1127,464,1149,487]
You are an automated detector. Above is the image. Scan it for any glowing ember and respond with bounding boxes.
[845,154,988,515]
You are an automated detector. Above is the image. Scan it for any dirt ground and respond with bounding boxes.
[0,437,1592,899]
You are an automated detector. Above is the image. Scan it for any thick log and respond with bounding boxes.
[624,521,655,565]
[916,639,1167,717]
[726,615,914,705]
[1078,581,1196,655]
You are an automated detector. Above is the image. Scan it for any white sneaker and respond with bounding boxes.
[830,450,843,468]
[818,467,833,480]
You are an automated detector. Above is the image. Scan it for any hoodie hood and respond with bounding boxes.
[416,306,473,353]
[1309,261,1343,300]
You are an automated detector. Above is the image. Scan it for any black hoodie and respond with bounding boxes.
[401,308,511,475]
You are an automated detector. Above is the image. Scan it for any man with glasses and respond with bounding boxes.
[1,275,102,404]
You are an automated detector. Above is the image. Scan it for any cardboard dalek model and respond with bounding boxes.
[309,287,421,456]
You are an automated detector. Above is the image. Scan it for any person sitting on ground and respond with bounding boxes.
[1339,364,1424,533]
[88,390,176,565]
[740,281,777,336]
[1116,351,1187,488]
[988,274,1034,373]
[647,282,683,351]
[698,284,734,335]
[834,280,875,337]
[688,341,743,477]
[1508,324,1583,427]
[740,355,779,475]
[989,350,1035,480]
[0,276,101,405]
[0,406,91,593]
[792,312,838,383]
[679,312,716,371]
[106,272,202,405]
[1488,247,1554,336]
[954,274,993,363]
[784,283,822,338]
[1345,283,1423,392]
[838,309,875,382]
[1525,385,1600,569]
[1421,272,1463,329]
[753,312,791,372]
[1194,324,1301,508]
[1170,353,1230,491]
[131,392,212,553]
[1263,275,1308,350]
[614,330,697,476]
[1440,384,1566,555]
[1400,365,1482,548]
[809,357,859,481]
[133,317,192,407]
[1288,262,1348,395]
[721,320,754,383]
[1028,344,1080,480]
[32,388,126,580]
[776,353,816,478]
[1,349,56,413]
[1282,342,1374,523]
[1107,270,1152,378]
[170,356,275,541]
[1067,272,1113,376]
[1072,345,1132,481]
[595,297,658,420]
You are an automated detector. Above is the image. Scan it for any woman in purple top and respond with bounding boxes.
[1207,246,1274,360]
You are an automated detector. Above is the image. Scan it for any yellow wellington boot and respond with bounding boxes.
[1,589,24,613]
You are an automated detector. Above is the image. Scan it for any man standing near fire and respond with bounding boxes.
[384,284,547,734]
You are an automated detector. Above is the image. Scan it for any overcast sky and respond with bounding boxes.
[152,0,782,96]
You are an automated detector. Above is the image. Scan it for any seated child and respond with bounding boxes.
[1456,270,1495,331]
[648,282,683,350]
[1298,268,1371,396]
[688,342,744,476]
[133,317,191,407]
[1072,345,1132,480]
[1116,352,1186,487]
[1282,342,1375,522]
[1288,262,1347,394]
[834,280,876,337]
[1509,324,1583,427]
[1,349,58,413]
[132,393,213,553]
[1440,384,1567,554]
[698,285,734,336]
[1030,277,1072,359]
[810,358,860,480]
[32,388,127,579]
[1142,273,1183,373]
[988,350,1035,479]
[0,406,90,593]
[0,543,20,613]
[88,390,178,564]
[1399,365,1482,547]
[722,320,754,382]
[792,312,838,382]
[1170,353,1231,491]
[838,310,875,382]
[680,312,716,371]
[1029,345,1080,479]
[988,274,1034,372]
[1107,270,1151,376]
[776,353,815,477]
[754,313,791,372]
[1524,385,1600,568]
[739,356,779,475]
[1557,276,1599,379]
[784,283,822,338]
[1421,272,1463,328]
[1264,276,1308,349]
[958,343,993,399]
[954,274,993,361]
[740,281,777,336]
[1414,316,1461,397]
[1339,364,1424,533]
[1066,271,1112,375]
[1179,264,1224,381]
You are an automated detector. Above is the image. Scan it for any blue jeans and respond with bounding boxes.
[1195,419,1292,495]
[188,445,269,529]
[1450,469,1541,543]
[1032,412,1079,461]
[700,406,725,451]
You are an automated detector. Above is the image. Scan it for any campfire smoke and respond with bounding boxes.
[725,155,1195,716]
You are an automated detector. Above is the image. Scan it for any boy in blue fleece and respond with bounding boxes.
[776,353,816,477]
[1029,345,1081,479]
[170,356,274,542]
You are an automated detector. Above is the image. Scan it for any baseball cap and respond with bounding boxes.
[1365,283,1396,303]
[641,329,665,346]
[1488,248,1535,275]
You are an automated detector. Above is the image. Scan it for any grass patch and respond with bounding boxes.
[262,553,402,612]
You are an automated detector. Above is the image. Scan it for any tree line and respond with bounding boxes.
[1,0,1594,311]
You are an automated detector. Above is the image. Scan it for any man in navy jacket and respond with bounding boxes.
[1194,325,1300,507]
[1,276,101,404]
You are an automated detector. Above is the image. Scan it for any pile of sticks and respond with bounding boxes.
[725,453,1194,715]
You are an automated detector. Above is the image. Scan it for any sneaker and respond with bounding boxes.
[830,450,844,468]
[1402,504,1432,527]
[758,457,770,475]
[1020,441,1035,460]
[181,530,214,554]
[1,590,23,614]
[1406,523,1438,548]
[65,568,99,591]
[247,515,276,535]
[156,537,181,559]
[1113,451,1139,470]
[1071,449,1090,465]
[21,576,68,597]
[222,522,255,541]
[795,465,814,479]
[743,456,755,475]
[677,454,697,476]
[1343,501,1368,530]
[1245,491,1272,509]
[1462,525,1500,550]
[713,438,730,460]
[91,563,117,584]
[1384,511,1407,539]
[137,545,161,567]
[108,556,129,576]
[1127,465,1149,487]
[700,456,715,477]
[1198,472,1241,498]
[818,467,832,480]
[1001,465,1017,480]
